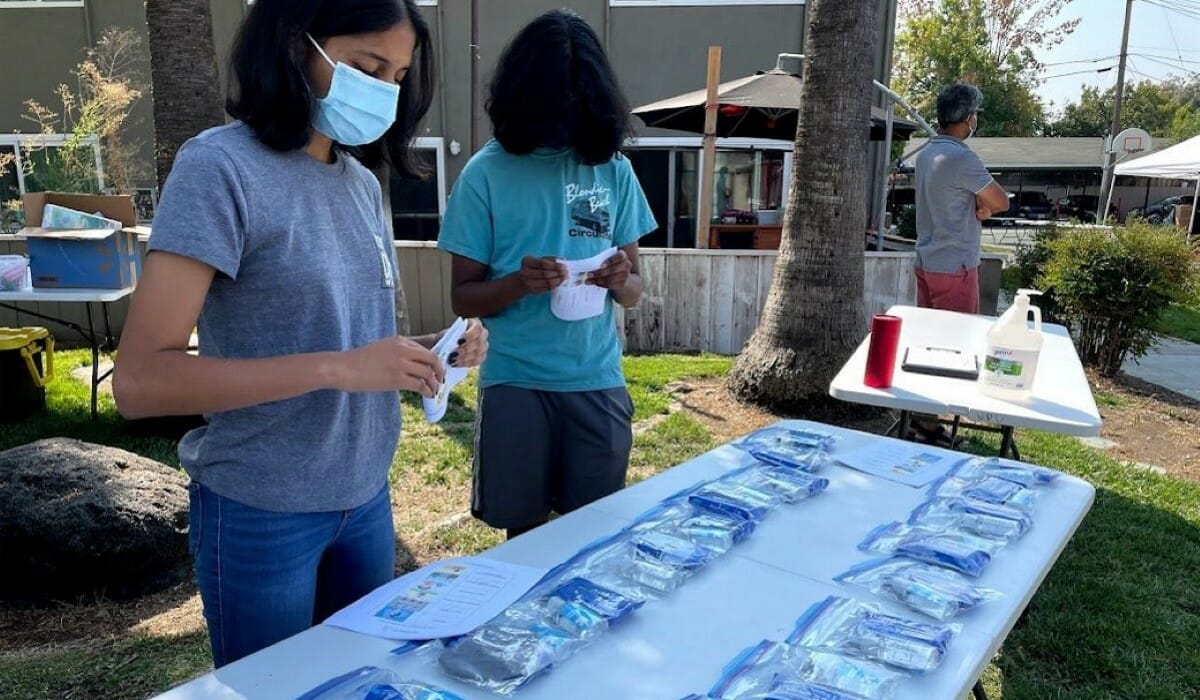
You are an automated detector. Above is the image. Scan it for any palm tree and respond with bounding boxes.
[727,0,879,411]
[145,0,225,188]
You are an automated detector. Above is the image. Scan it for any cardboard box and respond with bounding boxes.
[18,192,149,289]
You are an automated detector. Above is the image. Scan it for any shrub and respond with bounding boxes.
[1008,224,1064,322]
[896,205,917,240]
[1040,221,1200,376]
[0,28,147,195]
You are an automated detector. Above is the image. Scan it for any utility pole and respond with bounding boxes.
[1098,0,1135,221]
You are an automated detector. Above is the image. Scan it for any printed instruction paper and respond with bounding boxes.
[324,556,547,641]
[834,440,968,488]
[422,317,470,423]
[551,247,620,321]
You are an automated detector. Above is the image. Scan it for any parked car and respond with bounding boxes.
[1055,195,1099,223]
[1010,191,1054,220]
[1128,195,1194,224]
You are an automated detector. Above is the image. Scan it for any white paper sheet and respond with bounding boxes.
[323,556,547,641]
[904,345,977,373]
[550,247,620,321]
[422,317,471,423]
[833,440,968,487]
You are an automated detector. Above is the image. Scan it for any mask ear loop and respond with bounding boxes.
[306,33,336,68]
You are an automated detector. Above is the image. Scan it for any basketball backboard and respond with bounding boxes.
[1114,127,1152,156]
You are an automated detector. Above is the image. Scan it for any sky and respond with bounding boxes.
[1034,0,1200,114]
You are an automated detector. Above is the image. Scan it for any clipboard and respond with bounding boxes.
[901,345,980,380]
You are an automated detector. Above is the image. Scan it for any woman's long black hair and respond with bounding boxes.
[226,0,434,175]
[487,10,633,166]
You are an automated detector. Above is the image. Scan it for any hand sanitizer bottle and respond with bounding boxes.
[980,289,1044,402]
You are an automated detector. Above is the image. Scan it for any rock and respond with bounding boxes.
[0,438,189,603]
[1078,436,1119,450]
[1128,461,1168,476]
[665,381,697,395]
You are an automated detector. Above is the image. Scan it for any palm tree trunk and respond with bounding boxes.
[145,0,225,188]
[727,0,879,412]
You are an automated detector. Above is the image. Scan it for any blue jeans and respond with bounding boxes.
[188,481,395,668]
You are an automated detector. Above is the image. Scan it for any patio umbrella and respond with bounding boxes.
[632,66,920,141]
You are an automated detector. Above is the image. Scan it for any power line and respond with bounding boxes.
[1042,55,1120,68]
[1129,54,1200,77]
[1165,1,1188,71]
[1129,45,1200,54]
[1142,0,1200,22]
[1041,66,1117,81]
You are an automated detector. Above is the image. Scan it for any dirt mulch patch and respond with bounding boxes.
[1091,372,1200,482]
[672,378,894,443]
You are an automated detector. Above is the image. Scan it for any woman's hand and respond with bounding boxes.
[450,319,488,368]
[336,336,445,397]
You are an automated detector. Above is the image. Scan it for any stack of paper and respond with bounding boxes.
[41,203,122,231]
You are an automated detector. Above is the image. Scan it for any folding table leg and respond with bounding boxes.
[999,426,1021,460]
[896,410,912,441]
[85,302,99,421]
[102,301,115,350]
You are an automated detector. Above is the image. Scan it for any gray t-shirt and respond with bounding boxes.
[148,122,401,513]
[914,135,995,274]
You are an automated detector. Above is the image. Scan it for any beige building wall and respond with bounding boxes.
[0,1,898,208]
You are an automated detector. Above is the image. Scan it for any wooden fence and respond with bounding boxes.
[0,239,916,355]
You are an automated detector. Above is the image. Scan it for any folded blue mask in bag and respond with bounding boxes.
[788,596,959,674]
[298,666,466,700]
[859,523,996,577]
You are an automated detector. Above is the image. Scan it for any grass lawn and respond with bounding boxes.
[2,353,1199,699]
[1157,303,1200,345]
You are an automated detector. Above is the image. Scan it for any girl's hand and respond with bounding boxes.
[450,319,488,368]
[518,256,569,293]
[337,336,445,397]
[587,250,632,290]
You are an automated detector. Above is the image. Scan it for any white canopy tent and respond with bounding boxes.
[1114,134,1200,233]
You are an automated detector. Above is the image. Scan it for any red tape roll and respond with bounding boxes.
[864,314,902,389]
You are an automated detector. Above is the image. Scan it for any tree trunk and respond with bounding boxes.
[727,0,878,413]
[145,0,225,189]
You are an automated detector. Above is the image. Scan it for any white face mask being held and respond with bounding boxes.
[307,34,401,146]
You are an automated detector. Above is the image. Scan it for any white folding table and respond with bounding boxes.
[830,305,1102,459]
[153,420,1094,700]
[0,286,134,419]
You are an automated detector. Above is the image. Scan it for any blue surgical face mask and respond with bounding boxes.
[307,34,400,146]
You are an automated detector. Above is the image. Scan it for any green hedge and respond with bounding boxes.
[1040,222,1199,376]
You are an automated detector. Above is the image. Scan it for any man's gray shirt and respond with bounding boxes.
[914,135,996,273]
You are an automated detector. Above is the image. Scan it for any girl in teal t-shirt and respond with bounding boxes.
[438,9,657,539]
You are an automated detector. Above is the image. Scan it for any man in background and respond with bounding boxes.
[914,83,1009,314]
[911,83,1009,445]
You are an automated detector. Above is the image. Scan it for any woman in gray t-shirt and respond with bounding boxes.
[113,0,486,668]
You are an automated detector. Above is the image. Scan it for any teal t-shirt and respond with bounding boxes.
[438,140,656,392]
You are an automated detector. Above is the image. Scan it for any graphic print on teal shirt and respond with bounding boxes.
[438,140,657,392]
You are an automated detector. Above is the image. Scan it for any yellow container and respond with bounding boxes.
[0,327,54,422]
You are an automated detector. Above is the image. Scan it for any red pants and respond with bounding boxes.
[916,266,979,314]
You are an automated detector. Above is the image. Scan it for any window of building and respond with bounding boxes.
[713,149,785,215]
[610,1,802,7]
[625,137,791,248]
[0,134,105,197]
[388,138,446,241]
[0,1,85,8]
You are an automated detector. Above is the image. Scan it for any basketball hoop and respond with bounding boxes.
[1114,127,1152,157]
